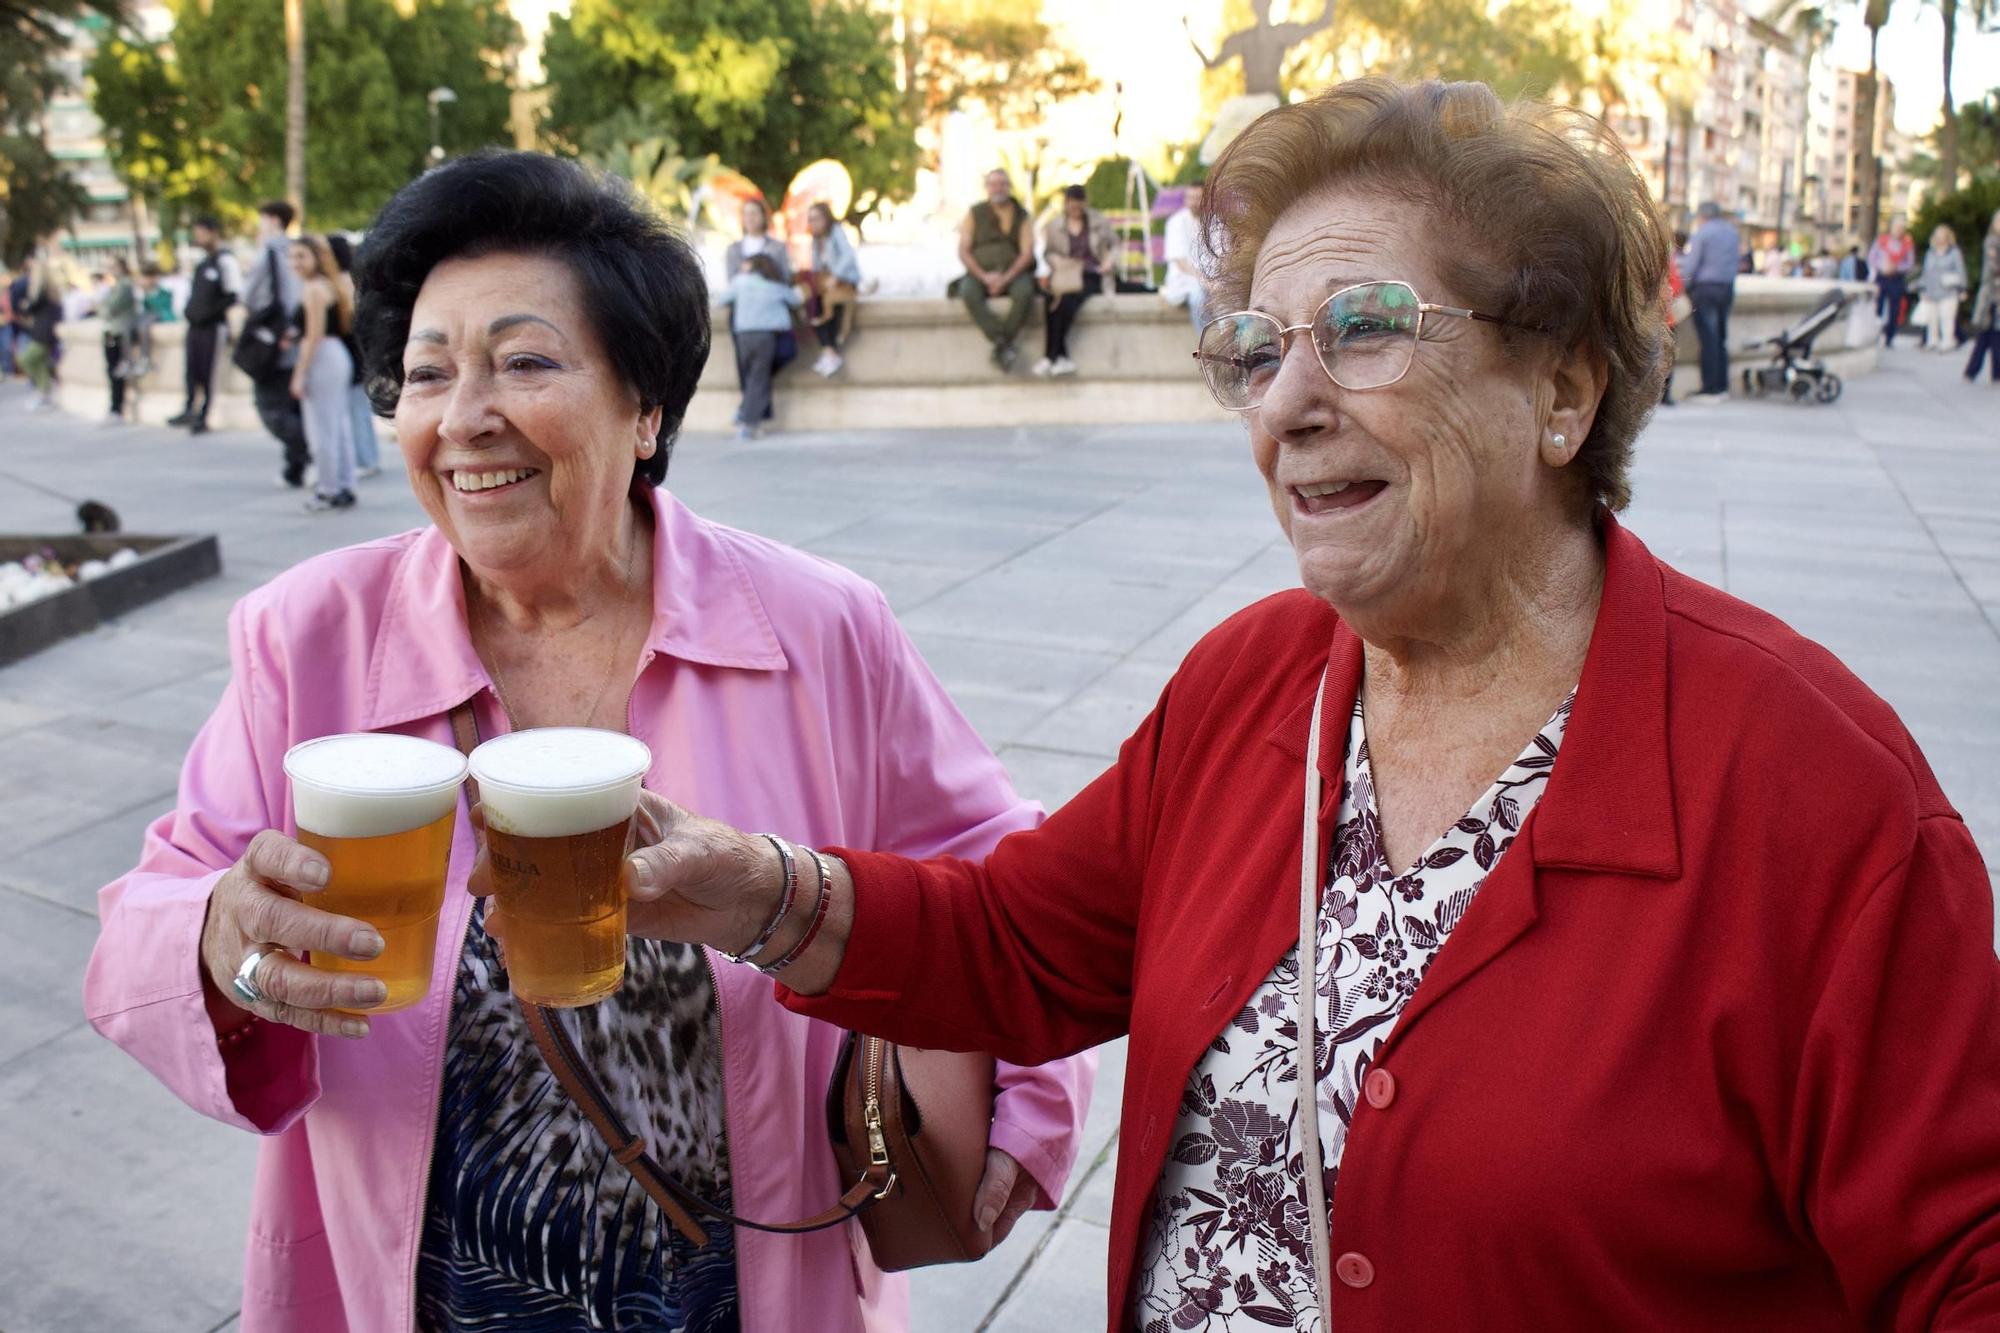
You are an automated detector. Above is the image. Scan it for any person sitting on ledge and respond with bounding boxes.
[1033,184,1116,379]
[955,168,1037,371]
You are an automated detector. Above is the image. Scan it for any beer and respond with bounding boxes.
[468,728,651,1007]
[283,733,468,1013]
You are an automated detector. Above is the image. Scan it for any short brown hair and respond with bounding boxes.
[1205,79,1669,512]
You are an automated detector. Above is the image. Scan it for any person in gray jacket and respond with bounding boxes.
[1680,201,1740,400]
[1914,225,1967,353]
[1964,213,2000,384]
[243,200,312,488]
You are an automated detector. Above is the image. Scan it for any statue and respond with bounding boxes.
[1184,0,1336,100]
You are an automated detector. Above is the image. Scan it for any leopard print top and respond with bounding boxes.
[416,899,738,1332]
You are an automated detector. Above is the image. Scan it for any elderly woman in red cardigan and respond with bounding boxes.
[588,81,2000,1329]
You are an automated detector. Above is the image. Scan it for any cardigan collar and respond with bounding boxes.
[360,486,789,731]
[1266,510,1681,880]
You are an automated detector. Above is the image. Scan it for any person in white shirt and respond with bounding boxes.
[1162,182,1211,332]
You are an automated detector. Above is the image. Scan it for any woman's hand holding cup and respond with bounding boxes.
[200,830,390,1039]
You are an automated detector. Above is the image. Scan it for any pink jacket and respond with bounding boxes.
[84,487,1095,1332]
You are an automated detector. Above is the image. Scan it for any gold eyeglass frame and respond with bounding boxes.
[1191,280,1523,412]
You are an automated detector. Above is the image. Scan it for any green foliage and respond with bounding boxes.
[1,0,125,262]
[1279,0,1587,101]
[543,0,917,220]
[903,3,1098,133]
[87,36,216,233]
[160,0,518,229]
[1081,157,1151,212]
[578,110,718,224]
[1912,175,1999,302]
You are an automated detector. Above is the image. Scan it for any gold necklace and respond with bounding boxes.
[474,526,645,731]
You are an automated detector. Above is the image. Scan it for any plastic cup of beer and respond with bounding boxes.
[282,733,468,1013]
[467,728,652,1008]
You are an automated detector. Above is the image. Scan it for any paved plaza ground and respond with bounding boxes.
[1,347,1995,1332]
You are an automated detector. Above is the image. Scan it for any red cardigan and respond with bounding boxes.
[788,516,2000,1330]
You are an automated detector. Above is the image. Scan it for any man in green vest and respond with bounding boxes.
[955,169,1038,369]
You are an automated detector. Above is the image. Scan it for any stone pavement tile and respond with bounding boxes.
[1020,661,1181,760]
[1006,518,1270,591]
[0,692,63,737]
[995,745,1117,809]
[809,511,1070,572]
[797,551,973,616]
[1217,541,1302,597]
[0,622,228,710]
[984,1216,1113,1333]
[903,568,1210,659]
[692,487,893,549]
[1127,583,1288,669]
[5,797,171,916]
[0,726,183,853]
[908,1208,1062,1332]
[0,885,100,1067]
[921,475,1148,529]
[0,1026,255,1333]
[906,633,1121,750]
[84,665,231,739]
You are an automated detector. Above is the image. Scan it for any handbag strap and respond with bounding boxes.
[1295,667,1335,1327]
[446,703,890,1243]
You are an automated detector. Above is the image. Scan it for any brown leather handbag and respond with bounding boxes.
[449,705,1003,1271]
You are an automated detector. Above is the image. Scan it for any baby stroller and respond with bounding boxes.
[1739,289,1850,404]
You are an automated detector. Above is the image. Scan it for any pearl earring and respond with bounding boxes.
[1551,432,1567,450]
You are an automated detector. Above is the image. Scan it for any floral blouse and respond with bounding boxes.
[1134,690,1574,1332]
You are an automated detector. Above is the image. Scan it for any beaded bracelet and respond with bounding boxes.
[725,834,798,965]
[761,849,837,978]
[217,1016,260,1051]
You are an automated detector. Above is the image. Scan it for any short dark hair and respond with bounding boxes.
[352,150,711,486]
[258,200,296,230]
[324,233,355,274]
[191,214,221,234]
[1063,184,1087,202]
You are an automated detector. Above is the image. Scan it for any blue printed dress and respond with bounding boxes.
[416,900,738,1332]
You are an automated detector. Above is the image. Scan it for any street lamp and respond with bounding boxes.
[427,86,458,164]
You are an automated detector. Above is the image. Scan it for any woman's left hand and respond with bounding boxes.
[972,1147,1041,1244]
[288,372,305,401]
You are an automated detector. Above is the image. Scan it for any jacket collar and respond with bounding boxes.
[1266,511,1680,880]
[361,486,789,731]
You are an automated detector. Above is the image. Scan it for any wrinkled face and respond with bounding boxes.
[986,172,1011,204]
[395,251,659,582]
[1242,187,1579,624]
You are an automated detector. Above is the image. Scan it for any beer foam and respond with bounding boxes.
[285,733,468,838]
[469,728,651,838]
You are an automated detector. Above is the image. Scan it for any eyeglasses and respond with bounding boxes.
[1192,280,1525,413]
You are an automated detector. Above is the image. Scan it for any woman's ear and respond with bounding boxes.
[637,405,664,458]
[1542,342,1607,467]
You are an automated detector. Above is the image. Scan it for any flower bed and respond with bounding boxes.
[0,534,222,667]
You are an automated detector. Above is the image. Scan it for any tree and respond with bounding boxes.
[542,0,917,221]
[1930,0,1995,189]
[900,1,1098,148]
[1278,0,1586,102]
[163,0,518,229]
[87,35,216,248]
[578,109,717,223]
[0,0,124,263]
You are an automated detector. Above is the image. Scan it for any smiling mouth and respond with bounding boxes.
[451,467,540,494]
[1292,479,1388,515]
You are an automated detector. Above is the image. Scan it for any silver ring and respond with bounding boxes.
[231,947,280,1006]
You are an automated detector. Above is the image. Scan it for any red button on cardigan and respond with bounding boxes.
[1363,1067,1397,1109]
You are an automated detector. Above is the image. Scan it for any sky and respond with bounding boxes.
[1829,5,2000,137]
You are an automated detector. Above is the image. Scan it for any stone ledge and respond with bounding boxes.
[53,278,1880,433]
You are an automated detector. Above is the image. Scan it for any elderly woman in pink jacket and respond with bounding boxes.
[83,150,1093,1332]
